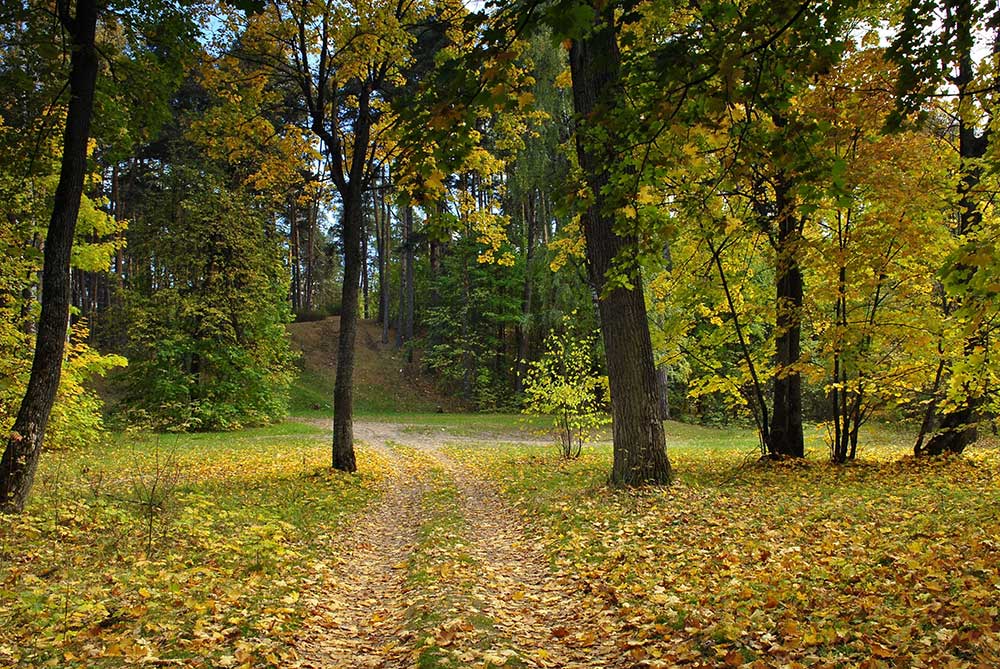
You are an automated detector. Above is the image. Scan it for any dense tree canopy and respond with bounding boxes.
[1,0,999,509]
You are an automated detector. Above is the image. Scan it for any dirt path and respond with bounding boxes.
[426,443,624,668]
[292,420,624,668]
[292,436,424,669]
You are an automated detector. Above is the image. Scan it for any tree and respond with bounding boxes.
[891,0,1000,455]
[230,0,485,470]
[523,314,610,458]
[0,0,100,513]
[117,159,296,430]
[798,44,954,462]
[566,1,672,485]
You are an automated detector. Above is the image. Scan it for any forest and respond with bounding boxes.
[1,0,999,667]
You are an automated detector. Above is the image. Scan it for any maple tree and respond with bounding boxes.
[890,0,1000,456]
[522,314,610,457]
[797,45,954,462]
[0,25,127,456]
[555,0,674,485]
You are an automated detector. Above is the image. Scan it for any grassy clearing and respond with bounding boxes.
[451,425,1000,668]
[369,412,552,438]
[0,424,388,667]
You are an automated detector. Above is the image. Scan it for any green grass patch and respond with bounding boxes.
[361,412,556,439]
[393,449,475,669]
[288,365,443,418]
[288,368,334,417]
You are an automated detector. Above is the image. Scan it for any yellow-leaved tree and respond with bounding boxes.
[224,0,475,470]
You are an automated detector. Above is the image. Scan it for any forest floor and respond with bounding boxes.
[2,416,1000,668]
[292,419,625,669]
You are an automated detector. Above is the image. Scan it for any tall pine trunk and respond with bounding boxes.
[404,206,415,357]
[361,209,370,319]
[514,194,536,394]
[304,201,316,311]
[289,197,301,311]
[568,5,672,486]
[1,0,100,513]
[374,181,390,344]
[396,204,406,349]
[332,186,363,472]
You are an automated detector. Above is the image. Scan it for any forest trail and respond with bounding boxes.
[292,431,426,668]
[291,420,625,668]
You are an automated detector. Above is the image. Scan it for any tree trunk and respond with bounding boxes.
[429,203,445,310]
[305,199,316,311]
[426,201,445,357]
[373,181,388,341]
[396,203,406,349]
[332,186,362,472]
[920,2,990,456]
[1,0,100,513]
[769,175,804,458]
[361,206,370,319]
[569,6,672,486]
[404,205,415,361]
[514,194,536,395]
[290,197,301,311]
[656,364,670,420]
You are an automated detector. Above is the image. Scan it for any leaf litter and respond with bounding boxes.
[292,420,627,668]
[6,420,1000,668]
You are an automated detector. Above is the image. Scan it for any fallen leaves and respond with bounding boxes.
[457,433,1000,668]
[7,418,1000,668]
[0,428,387,667]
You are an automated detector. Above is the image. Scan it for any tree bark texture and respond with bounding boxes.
[373,180,390,343]
[569,7,672,486]
[332,187,362,472]
[769,176,804,458]
[396,208,406,349]
[1,0,100,513]
[290,197,301,311]
[361,210,370,319]
[404,205,415,358]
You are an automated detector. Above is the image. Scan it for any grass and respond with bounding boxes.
[6,409,999,667]
[392,445,523,669]
[288,366,448,417]
[396,450,472,669]
[288,368,335,417]
[287,317,460,416]
[0,423,388,668]
[367,411,552,436]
